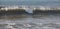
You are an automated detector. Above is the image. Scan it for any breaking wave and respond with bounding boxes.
[0,5,60,14]
[0,5,60,10]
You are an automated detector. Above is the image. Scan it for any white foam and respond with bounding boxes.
[6,23,16,29]
[0,5,60,12]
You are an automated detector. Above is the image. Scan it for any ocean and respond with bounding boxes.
[0,0,60,7]
[0,0,60,29]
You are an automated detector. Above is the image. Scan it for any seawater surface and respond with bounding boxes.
[0,14,60,29]
[0,0,60,7]
[0,0,60,29]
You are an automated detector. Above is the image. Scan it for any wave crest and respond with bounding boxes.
[0,5,60,10]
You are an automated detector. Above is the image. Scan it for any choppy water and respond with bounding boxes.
[0,14,60,29]
[0,0,60,29]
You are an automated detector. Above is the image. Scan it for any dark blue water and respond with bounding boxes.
[0,0,60,7]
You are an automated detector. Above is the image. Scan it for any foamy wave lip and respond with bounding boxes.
[0,6,20,10]
[0,5,60,10]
